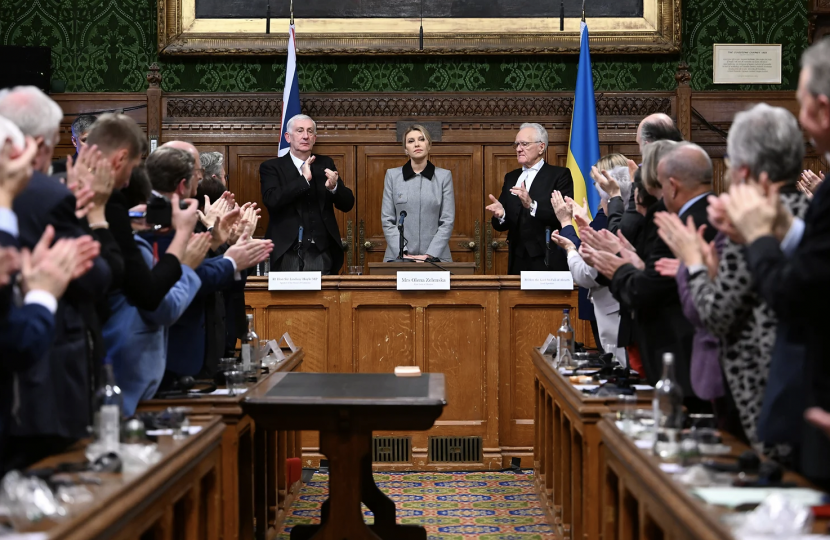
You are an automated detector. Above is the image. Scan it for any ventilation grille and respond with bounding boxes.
[372,436,411,463]
[428,436,483,463]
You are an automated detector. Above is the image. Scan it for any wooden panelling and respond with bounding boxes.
[484,146,520,274]
[353,305,415,373]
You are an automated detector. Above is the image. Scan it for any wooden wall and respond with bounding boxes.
[53,72,828,276]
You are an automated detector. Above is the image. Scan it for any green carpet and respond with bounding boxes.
[279,470,553,539]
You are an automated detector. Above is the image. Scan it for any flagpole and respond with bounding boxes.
[290,0,294,25]
[266,0,271,34]
[581,0,585,22]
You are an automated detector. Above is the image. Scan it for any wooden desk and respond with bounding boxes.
[16,416,224,540]
[138,349,304,540]
[243,372,446,540]
[531,347,654,540]
[246,275,589,470]
[598,417,829,540]
[367,262,476,275]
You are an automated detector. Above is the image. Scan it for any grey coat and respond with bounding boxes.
[382,161,455,262]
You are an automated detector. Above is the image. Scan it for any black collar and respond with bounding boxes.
[402,160,435,181]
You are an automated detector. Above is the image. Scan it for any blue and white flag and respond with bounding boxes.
[278,24,301,157]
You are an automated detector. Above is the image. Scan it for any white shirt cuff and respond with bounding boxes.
[687,263,707,276]
[530,200,538,217]
[497,213,506,225]
[0,208,18,237]
[780,217,805,257]
[328,183,338,193]
[223,254,242,281]
[25,290,58,314]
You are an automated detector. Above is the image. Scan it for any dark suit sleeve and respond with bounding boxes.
[491,176,515,232]
[106,198,183,311]
[90,227,124,292]
[620,190,644,244]
[260,159,311,213]
[194,256,237,296]
[534,168,574,228]
[321,159,355,212]
[745,221,830,324]
[606,196,625,235]
[0,303,55,371]
[609,245,679,311]
[560,225,581,250]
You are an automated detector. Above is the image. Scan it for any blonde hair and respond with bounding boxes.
[402,124,432,152]
[595,153,628,171]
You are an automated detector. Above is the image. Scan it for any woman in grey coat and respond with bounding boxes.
[382,124,455,262]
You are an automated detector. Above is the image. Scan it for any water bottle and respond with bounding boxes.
[95,357,123,452]
[556,309,576,369]
[241,314,258,372]
[652,352,685,461]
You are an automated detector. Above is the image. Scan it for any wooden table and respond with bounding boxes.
[531,347,654,540]
[138,348,304,540]
[15,416,224,540]
[598,417,829,540]
[243,372,446,540]
[367,262,476,275]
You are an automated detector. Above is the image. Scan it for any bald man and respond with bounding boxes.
[604,142,715,406]
[162,141,202,197]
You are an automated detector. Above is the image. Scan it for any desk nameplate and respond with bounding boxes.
[521,271,574,290]
[268,271,322,291]
[396,271,451,291]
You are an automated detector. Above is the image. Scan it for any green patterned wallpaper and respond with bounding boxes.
[0,0,808,93]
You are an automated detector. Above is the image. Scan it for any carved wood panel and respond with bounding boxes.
[352,306,415,373]
[499,289,583,450]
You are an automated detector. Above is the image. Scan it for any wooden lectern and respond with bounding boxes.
[367,262,476,275]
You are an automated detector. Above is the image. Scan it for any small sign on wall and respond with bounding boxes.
[713,44,782,84]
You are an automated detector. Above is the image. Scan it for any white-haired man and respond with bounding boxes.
[486,122,574,273]
[259,114,354,274]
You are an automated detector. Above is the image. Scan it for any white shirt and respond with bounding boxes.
[289,152,337,193]
[498,159,544,223]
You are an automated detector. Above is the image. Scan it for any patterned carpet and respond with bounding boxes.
[278,470,554,539]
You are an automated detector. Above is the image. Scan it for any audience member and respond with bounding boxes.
[200,151,226,186]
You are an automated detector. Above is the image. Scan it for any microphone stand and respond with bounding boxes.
[297,226,305,271]
[396,221,414,262]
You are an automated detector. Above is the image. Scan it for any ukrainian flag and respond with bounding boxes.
[565,21,601,219]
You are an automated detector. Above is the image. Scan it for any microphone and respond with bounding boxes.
[298,226,303,244]
[545,227,551,268]
[398,211,407,227]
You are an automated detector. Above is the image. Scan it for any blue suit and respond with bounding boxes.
[103,236,202,415]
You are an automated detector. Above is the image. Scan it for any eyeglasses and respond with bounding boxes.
[511,141,542,149]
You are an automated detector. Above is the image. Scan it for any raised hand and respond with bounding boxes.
[590,166,620,198]
[210,206,241,250]
[654,212,705,266]
[485,194,505,219]
[171,194,200,234]
[566,196,591,226]
[550,230,576,252]
[654,257,680,278]
[225,237,274,270]
[509,184,532,209]
[20,238,79,299]
[300,155,316,182]
[182,232,212,269]
[550,190,572,225]
[199,191,232,229]
[0,136,37,207]
[724,183,777,244]
[324,168,339,190]
[706,194,744,244]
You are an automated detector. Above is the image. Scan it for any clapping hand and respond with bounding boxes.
[485,194,505,219]
[509,183,532,209]
[0,136,37,207]
[723,183,778,244]
[581,244,627,279]
[182,232,212,269]
[798,169,824,199]
[655,257,680,278]
[550,190,572,225]
[300,156,316,182]
[324,168,339,191]
[549,230,576,252]
[199,191,234,229]
[0,246,20,286]
[566,196,591,227]
[590,166,620,198]
[655,212,706,266]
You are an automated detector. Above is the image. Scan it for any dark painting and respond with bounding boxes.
[196,0,643,19]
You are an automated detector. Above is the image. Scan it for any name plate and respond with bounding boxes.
[521,271,574,290]
[268,271,322,291]
[397,271,450,291]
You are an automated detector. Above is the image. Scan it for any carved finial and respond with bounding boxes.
[147,63,162,88]
[675,62,691,88]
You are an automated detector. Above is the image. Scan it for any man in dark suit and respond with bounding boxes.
[486,123,574,273]
[722,38,830,487]
[0,86,112,469]
[586,143,715,404]
[260,114,355,275]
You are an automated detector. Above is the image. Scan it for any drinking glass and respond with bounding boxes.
[225,371,246,396]
[348,266,364,275]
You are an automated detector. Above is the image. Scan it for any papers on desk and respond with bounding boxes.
[633,385,654,391]
[146,425,203,437]
[207,388,247,396]
[691,487,827,508]
[573,384,600,391]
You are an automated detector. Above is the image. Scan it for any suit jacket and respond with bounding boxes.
[491,162,574,272]
[10,171,112,441]
[610,194,715,395]
[260,153,355,274]
[382,161,455,262]
[745,179,830,414]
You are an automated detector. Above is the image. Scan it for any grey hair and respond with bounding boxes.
[71,114,98,138]
[0,86,63,146]
[286,114,316,133]
[641,139,679,191]
[200,151,225,179]
[801,37,830,100]
[519,122,549,147]
[727,103,804,184]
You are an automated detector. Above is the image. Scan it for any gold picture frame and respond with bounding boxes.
[157,0,681,56]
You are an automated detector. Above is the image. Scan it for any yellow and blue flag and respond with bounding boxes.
[565,21,601,219]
